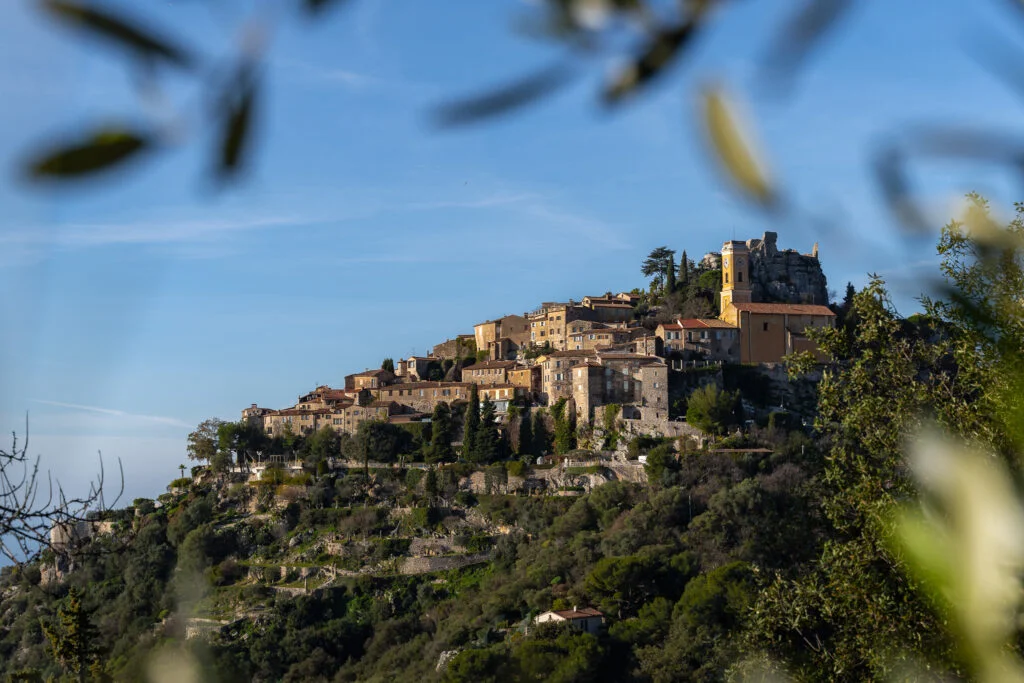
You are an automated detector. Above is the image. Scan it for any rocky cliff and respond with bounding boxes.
[747,231,829,305]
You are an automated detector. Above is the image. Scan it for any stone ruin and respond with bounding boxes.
[746,231,829,305]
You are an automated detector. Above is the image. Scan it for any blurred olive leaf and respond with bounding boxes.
[603,20,703,104]
[303,0,348,16]
[215,65,259,179]
[874,127,1024,233]
[760,0,853,88]
[701,85,776,208]
[431,64,575,129]
[40,0,193,69]
[25,127,151,180]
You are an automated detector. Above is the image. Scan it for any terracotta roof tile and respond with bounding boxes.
[729,303,835,316]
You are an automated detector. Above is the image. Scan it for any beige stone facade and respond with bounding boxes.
[474,315,531,360]
[541,349,596,404]
[371,382,473,414]
[508,365,542,396]
[571,354,668,422]
[345,369,396,390]
[462,360,517,386]
[720,302,835,363]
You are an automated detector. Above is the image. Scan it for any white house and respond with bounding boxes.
[533,607,605,635]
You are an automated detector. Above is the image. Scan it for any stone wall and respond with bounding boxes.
[399,552,492,575]
[747,232,829,305]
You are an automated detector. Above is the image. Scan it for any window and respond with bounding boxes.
[556,373,563,381]
[654,382,659,389]
[577,384,583,391]
[624,380,630,391]
[763,322,769,331]
[725,272,729,283]
[589,334,595,340]
[686,332,692,342]
[737,272,743,283]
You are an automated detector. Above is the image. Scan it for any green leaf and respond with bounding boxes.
[40,0,193,69]
[431,64,574,128]
[603,19,702,104]
[701,85,776,208]
[303,0,348,14]
[216,65,259,179]
[761,0,854,87]
[26,128,150,179]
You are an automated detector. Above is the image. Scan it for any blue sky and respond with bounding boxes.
[2,0,1024,502]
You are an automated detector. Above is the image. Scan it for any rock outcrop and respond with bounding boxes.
[747,232,829,305]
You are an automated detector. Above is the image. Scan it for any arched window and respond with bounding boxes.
[725,272,729,284]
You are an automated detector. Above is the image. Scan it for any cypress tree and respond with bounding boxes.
[474,396,501,464]
[532,409,551,456]
[463,384,480,460]
[517,407,533,456]
[680,249,690,289]
[666,251,677,294]
[428,402,453,462]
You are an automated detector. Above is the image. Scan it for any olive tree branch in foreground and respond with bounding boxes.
[0,416,124,564]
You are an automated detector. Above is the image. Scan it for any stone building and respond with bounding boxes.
[431,335,475,360]
[581,300,635,323]
[508,365,542,398]
[396,356,439,382]
[742,232,828,306]
[462,360,517,386]
[528,303,584,351]
[567,325,637,352]
[720,302,835,363]
[474,315,531,360]
[571,353,668,422]
[717,234,835,363]
[540,349,597,404]
[371,381,473,414]
[682,318,739,362]
[344,368,396,390]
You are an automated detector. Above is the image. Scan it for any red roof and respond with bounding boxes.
[729,303,835,316]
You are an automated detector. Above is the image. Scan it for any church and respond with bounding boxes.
[717,238,836,364]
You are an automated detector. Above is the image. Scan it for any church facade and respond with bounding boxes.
[718,238,835,363]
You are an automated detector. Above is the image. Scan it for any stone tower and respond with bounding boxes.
[720,240,752,311]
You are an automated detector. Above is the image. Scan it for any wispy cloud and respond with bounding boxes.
[0,214,320,267]
[407,192,539,210]
[31,400,190,429]
[1,215,306,249]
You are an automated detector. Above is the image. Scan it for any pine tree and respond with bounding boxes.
[474,396,501,463]
[428,402,453,462]
[463,384,480,460]
[41,587,103,683]
[517,407,533,456]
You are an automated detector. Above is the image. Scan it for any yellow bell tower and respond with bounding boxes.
[720,240,752,313]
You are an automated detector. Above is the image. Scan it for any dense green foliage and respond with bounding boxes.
[8,217,1024,681]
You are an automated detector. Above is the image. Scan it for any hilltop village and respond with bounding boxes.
[242,232,835,448]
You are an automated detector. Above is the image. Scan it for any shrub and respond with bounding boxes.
[505,460,526,477]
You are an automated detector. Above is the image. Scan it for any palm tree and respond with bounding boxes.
[178,463,186,480]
